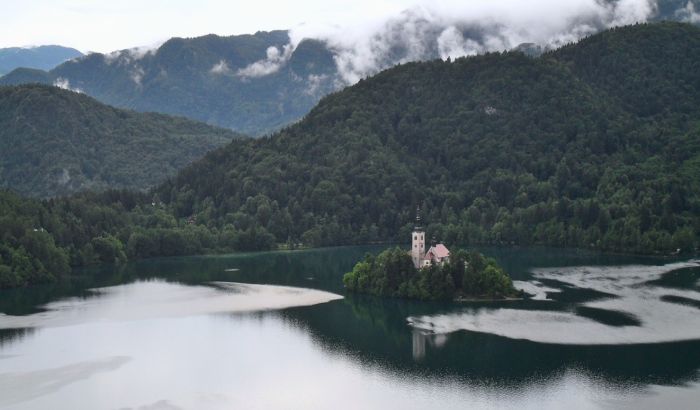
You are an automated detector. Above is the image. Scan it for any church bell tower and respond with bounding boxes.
[411,206,425,268]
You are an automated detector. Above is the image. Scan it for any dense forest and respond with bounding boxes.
[0,84,242,197]
[343,248,518,300]
[160,23,700,255]
[1,23,699,289]
[0,31,338,135]
[0,189,271,288]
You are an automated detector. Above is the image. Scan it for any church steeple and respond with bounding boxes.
[414,205,423,232]
[411,206,425,268]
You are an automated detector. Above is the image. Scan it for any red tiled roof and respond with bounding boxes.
[432,244,450,258]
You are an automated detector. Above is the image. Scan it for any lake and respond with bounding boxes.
[1,245,699,409]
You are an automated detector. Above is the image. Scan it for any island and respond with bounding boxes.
[343,209,520,301]
[343,246,519,301]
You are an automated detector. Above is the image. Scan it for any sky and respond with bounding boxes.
[0,0,413,53]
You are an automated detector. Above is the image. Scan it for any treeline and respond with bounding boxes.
[0,189,276,288]
[343,247,517,300]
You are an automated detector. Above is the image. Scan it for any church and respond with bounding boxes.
[410,208,450,269]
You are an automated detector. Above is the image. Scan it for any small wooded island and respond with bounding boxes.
[343,211,519,301]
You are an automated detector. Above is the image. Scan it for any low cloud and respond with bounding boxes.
[103,44,159,66]
[289,0,662,84]
[210,59,231,75]
[304,74,329,96]
[53,77,82,93]
[237,44,295,78]
[676,1,700,23]
[130,65,145,86]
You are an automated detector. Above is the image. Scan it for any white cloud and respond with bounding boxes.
[103,44,158,66]
[237,44,295,78]
[210,60,231,75]
[0,0,671,87]
[289,0,662,84]
[53,77,82,93]
[304,74,328,96]
[130,65,144,86]
[437,27,483,59]
[676,1,700,23]
[610,0,657,26]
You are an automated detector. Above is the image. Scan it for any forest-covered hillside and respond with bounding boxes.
[158,22,700,255]
[0,84,242,197]
[1,22,699,288]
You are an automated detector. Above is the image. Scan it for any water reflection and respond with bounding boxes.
[280,295,700,389]
[410,260,700,344]
[412,329,449,361]
[0,246,698,409]
[0,328,35,349]
[0,356,131,408]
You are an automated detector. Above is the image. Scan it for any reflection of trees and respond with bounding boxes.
[412,329,450,361]
[282,293,700,389]
[81,245,389,293]
[0,327,35,348]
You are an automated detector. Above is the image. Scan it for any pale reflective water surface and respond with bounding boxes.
[0,246,699,409]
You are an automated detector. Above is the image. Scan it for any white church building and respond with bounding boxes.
[410,209,450,269]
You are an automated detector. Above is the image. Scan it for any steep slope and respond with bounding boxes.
[157,22,700,254]
[0,84,242,198]
[0,32,338,136]
[0,45,82,76]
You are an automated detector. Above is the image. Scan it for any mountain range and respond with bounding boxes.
[0,32,338,136]
[1,1,698,136]
[0,45,83,76]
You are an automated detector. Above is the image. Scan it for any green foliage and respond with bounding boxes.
[0,84,243,198]
[0,188,276,288]
[156,23,700,256]
[343,247,517,300]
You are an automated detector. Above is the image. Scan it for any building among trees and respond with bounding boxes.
[411,208,450,268]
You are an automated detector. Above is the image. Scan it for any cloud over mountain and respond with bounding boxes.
[287,0,685,83]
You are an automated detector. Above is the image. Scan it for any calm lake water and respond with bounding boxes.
[1,246,699,409]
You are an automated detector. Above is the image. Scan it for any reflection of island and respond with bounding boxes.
[280,291,700,390]
[0,328,35,348]
[412,329,449,361]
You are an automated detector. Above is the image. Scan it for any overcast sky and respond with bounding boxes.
[1,0,414,52]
